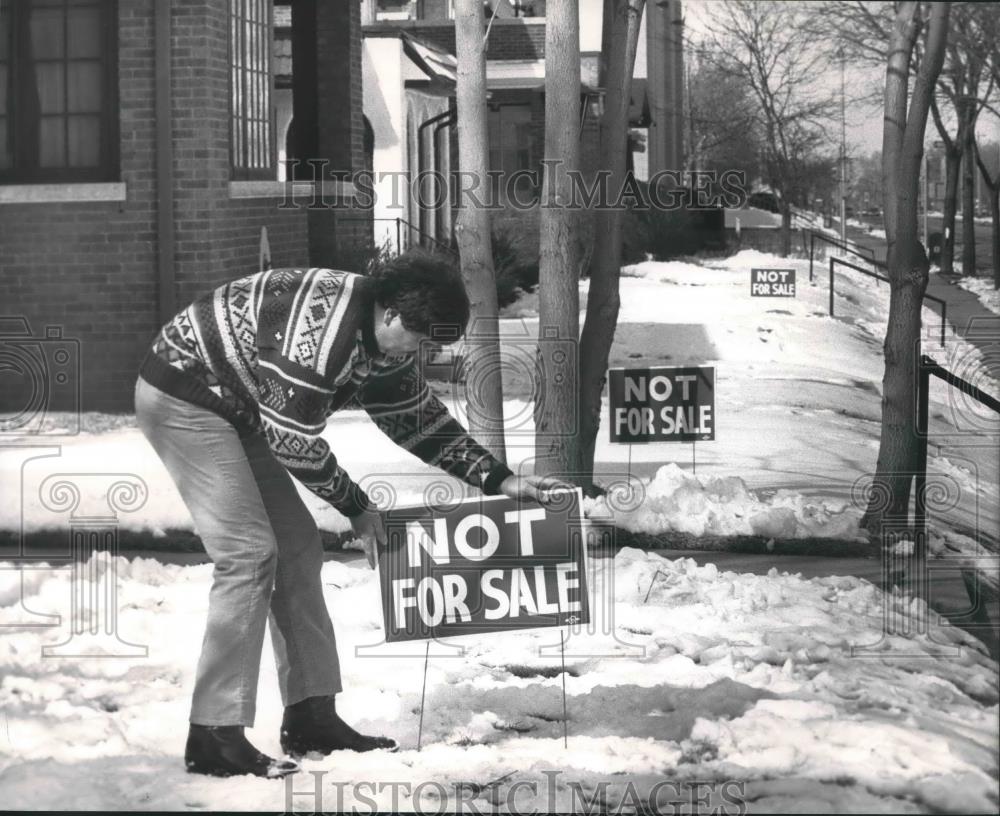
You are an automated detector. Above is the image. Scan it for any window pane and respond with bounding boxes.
[230,0,271,175]
[0,116,10,169]
[39,115,66,165]
[67,4,101,58]
[244,17,252,71]
[31,5,65,59]
[67,59,101,111]
[36,62,66,113]
[67,114,99,165]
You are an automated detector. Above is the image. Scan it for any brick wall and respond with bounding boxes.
[0,0,313,414]
[1,1,160,415]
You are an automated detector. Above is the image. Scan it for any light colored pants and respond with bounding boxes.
[134,376,342,726]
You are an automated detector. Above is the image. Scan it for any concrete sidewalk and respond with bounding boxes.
[837,223,999,380]
[924,272,1000,381]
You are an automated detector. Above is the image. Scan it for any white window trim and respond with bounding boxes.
[0,183,127,204]
[229,180,358,200]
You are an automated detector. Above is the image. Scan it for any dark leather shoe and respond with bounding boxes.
[280,695,398,757]
[185,724,299,778]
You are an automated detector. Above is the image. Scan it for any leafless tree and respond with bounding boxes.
[928,5,991,275]
[968,10,1000,289]
[861,1,950,539]
[454,0,506,461]
[698,0,839,255]
[684,52,761,178]
[575,0,645,487]
[822,2,992,275]
[535,0,583,476]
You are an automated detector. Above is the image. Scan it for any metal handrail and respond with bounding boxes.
[915,354,1000,556]
[808,229,884,281]
[398,218,455,254]
[829,257,947,348]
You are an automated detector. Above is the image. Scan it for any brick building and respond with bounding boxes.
[0,0,369,415]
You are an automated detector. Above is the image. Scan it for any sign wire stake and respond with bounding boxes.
[643,569,668,604]
[417,640,430,751]
[560,630,568,749]
[692,438,696,476]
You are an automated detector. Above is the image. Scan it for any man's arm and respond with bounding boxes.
[356,356,513,494]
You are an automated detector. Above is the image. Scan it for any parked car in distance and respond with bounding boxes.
[747,191,780,213]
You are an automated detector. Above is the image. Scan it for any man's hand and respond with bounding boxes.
[350,507,386,569]
[498,475,577,507]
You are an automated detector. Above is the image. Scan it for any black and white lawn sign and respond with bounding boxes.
[608,366,715,444]
[378,491,589,643]
[377,490,589,749]
[750,267,796,297]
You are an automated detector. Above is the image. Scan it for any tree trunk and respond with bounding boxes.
[535,0,582,478]
[453,0,506,462]
[939,149,960,273]
[862,0,950,540]
[973,140,1000,290]
[993,188,1000,290]
[577,0,645,488]
[780,202,792,257]
[961,101,977,276]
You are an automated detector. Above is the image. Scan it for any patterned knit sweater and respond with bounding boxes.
[138,268,513,517]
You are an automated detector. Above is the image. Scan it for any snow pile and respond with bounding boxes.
[584,464,865,541]
[957,276,1000,317]
[0,548,995,812]
[622,259,726,285]
[710,249,795,271]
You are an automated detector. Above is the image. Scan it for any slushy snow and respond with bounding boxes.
[0,548,996,812]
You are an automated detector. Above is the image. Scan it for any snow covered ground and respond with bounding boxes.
[0,548,996,812]
[1,249,998,811]
[957,276,1000,317]
[3,250,996,555]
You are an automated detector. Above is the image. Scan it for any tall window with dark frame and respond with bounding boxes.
[0,0,118,184]
[488,103,535,203]
[229,0,273,180]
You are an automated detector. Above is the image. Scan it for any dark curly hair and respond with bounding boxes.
[370,248,470,342]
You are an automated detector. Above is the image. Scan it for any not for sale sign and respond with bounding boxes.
[378,491,589,642]
[608,366,715,443]
[751,267,796,297]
